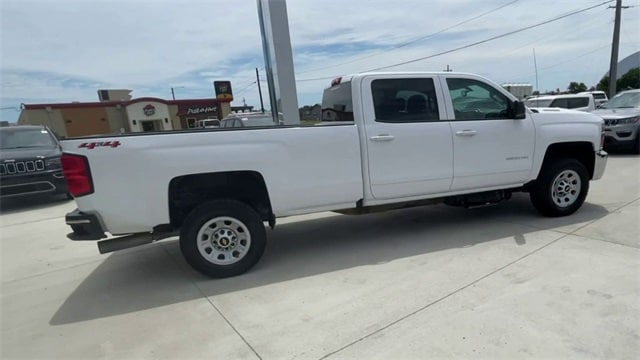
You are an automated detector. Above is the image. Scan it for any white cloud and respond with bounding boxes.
[1,0,639,121]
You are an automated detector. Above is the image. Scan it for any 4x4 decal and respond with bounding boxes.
[78,141,121,149]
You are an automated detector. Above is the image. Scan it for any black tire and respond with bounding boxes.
[634,134,640,155]
[180,199,266,278]
[530,158,589,217]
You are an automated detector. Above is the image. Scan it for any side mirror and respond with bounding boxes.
[513,100,526,119]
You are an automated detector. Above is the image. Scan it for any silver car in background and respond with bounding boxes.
[593,89,640,154]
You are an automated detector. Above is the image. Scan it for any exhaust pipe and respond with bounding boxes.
[97,233,153,254]
[97,231,178,254]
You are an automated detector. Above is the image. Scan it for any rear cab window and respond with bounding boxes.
[321,81,354,122]
[549,97,589,109]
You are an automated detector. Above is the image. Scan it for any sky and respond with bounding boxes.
[1,0,639,122]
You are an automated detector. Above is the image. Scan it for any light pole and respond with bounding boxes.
[170,86,185,100]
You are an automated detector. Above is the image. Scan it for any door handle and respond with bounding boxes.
[370,134,395,142]
[455,130,477,137]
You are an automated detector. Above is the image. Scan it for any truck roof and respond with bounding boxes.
[325,71,483,89]
[0,125,46,131]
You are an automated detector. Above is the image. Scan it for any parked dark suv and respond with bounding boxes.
[0,125,70,199]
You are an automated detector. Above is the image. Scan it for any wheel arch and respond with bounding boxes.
[168,170,274,229]
[534,141,596,181]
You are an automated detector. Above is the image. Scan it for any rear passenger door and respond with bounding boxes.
[362,76,453,200]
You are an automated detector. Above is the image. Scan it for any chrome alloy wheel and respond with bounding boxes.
[551,170,581,208]
[196,216,251,265]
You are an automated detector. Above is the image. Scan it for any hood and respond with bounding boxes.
[529,107,604,126]
[0,146,61,161]
[592,107,640,119]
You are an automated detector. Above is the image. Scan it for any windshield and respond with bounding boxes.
[0,128,57,149]
[602,92,640,109]
[525,99,553,107]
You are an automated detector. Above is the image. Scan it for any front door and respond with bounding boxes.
[442,76,535,191]
[141,120,157,132]
[362,76,453,200]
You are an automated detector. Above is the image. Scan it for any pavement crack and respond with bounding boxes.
[160,244,263,360]
[1,258,105,284]
[570,233,640,250]
[0,216,66,227]
[320,196,640,359]
[319,232,570,360]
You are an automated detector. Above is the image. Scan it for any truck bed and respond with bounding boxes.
[61,124,364,234]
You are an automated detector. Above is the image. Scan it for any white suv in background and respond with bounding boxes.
[579,91,608,108]
[525,93,596,112]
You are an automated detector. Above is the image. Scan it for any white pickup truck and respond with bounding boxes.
[61,72,608,277]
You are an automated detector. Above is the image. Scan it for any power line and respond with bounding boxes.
[498,43,611,83]
[233,81,257,97]
[296,0,614,82]
[361,0,615,72]
[296,0,521,75]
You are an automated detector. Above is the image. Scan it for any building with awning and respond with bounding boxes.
[18,94,232,138]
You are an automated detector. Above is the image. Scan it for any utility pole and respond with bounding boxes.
[533,48,539,93]
[256,67,265,113]
[607,0,624,98]
[171,87,176,100]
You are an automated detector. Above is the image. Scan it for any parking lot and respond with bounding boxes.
[1,154,638,359]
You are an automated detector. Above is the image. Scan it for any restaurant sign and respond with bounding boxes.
[187,106,217,115]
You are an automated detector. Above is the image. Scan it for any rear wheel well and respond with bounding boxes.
[539,142,595,179]
[168,171,273,228]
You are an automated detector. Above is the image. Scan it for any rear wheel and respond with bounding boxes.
[180,199,266,278]
[530,158,589,217]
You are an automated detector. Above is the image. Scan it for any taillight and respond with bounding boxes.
[61,153,94,197]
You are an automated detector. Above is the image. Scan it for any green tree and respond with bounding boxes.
[596,76,609,92]
[568,82,588,93]
[596,67,640,94]
[617,67,640,90]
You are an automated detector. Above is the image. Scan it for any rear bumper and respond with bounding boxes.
[65,208,107,240]
[593,150,608,181]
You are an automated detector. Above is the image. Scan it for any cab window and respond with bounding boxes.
[446,78,510,120]
[371,78,440,123]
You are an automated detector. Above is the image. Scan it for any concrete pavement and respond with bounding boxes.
[1,155,638,359]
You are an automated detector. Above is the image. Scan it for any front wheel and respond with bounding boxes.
[530,158,589,217]
[180,199,266,278]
